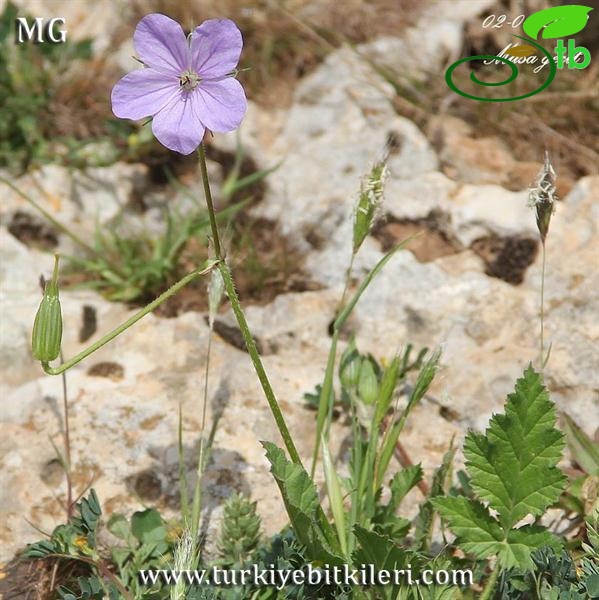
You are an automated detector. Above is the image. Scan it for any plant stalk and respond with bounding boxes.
[480,562,499,600]
[197,144,302,466]
[539,241,546,371]
[59,350,74,520]
[42,261,218,375]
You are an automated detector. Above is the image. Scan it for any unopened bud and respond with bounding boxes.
[339,337,362,389]
[358,358,379,405]
[32,256,63,362]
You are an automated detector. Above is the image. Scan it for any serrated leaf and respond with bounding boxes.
[503,45,536,57]
[388,465,424,512]
[434,368,567,571]
[415,443,455,551]
[353,525,407,571]
[262,442,343,565]
[523,5,593,40]
[464,366,566,529]
[433,497,504,559]
[502,526,563,571]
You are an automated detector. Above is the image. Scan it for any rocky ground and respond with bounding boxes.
[1,0,598,565]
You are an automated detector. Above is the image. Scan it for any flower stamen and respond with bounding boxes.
[179,70,200,91]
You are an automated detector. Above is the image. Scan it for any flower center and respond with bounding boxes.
[179,70,200,92]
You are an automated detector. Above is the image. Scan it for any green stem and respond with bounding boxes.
[198,144,221,259]
[190,329,213,542]
[218,262,301,465]
[480,562,499,600]
[59,349,74,520]
[539,241,546,371]
[311,250,356,477]
[197,144,302,466]
[178,403,189,525]
[42,261,218,375]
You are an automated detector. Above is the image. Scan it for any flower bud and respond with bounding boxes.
[358,358,379,405]
[339,337,362,389]
[32,256,63,362]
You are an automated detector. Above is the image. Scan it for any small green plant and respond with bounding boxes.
[433,367,567,597]
[26,490,176,600]
[0,2,124,173]
[218,493,262,566]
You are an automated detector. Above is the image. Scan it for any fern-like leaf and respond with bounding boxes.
[433,367,566,571]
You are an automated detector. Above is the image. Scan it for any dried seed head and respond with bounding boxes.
[32,256,63,363]
[528,151,557,244]
[353,159,387,254]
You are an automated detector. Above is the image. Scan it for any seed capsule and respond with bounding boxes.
[32,256,63,362]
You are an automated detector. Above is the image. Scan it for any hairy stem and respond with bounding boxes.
[198,144,221,259]
[480,562,499,600]
[197,144,302,465]
[218,262,302,464]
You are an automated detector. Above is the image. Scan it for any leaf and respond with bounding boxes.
[262,442,344,565]
[131,509,167,545]
[434,367,567,571]
[415,443,455,551]
[503,45,537,57]
[523,5,593,40]
[388,465,424,512]
[106,513,131,541]
[432,497,504,559]
[503,526,562,571]
[562,413,599,476]
[464,366,566,529]
[353,525,407,571]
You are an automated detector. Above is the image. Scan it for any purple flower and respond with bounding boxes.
[111,14,247,155]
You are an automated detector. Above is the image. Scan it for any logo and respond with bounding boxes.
[446,5,593,102]
[15,16,67,44]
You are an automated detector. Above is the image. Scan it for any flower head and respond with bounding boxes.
[528,150,557,244]
[111,14,247,154]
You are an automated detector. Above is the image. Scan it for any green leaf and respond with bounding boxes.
[562,413,599,476]
[262,442,343,565]
[107,513,131,541]
[434,367,567,571]
[415,443,455,551]
[503,526,562,571]
[353,525,407,571]
[464,366,566,529]
[522,5,593,40]
[353,526,407,599]
[432,497,504,560]
[388,464,424,512]
[131,509,167,545]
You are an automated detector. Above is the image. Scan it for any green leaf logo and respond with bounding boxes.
[523,5,593,40]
